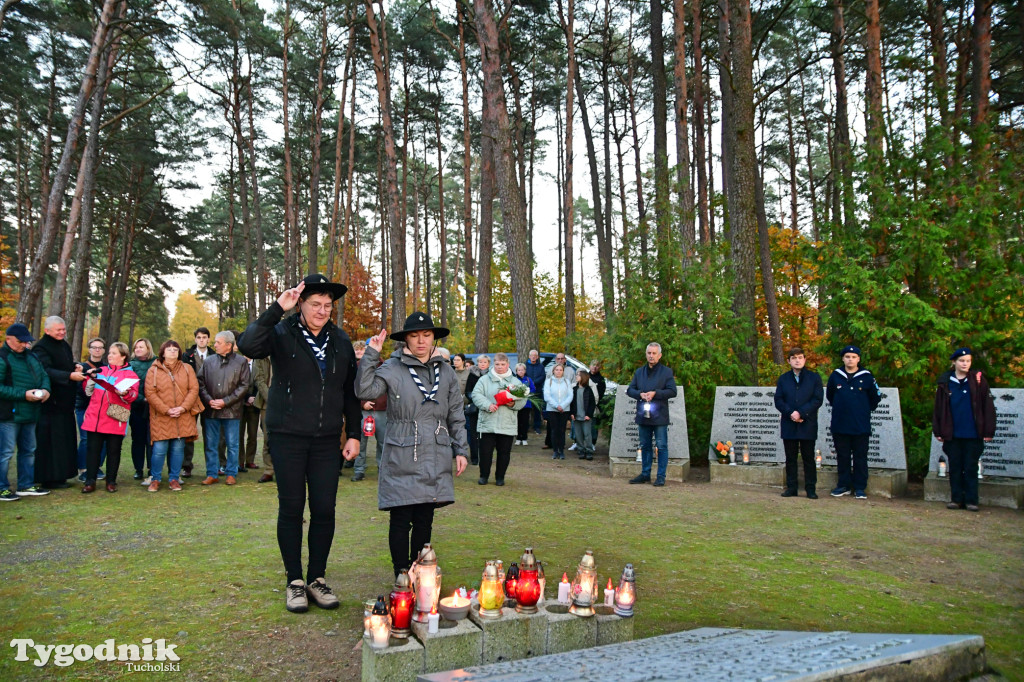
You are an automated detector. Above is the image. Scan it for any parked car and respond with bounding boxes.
[463,352,618,395]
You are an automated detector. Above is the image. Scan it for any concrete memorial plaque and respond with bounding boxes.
[418,627,984,682]
[709,386,906,470]
[608,387,689,481]
[928,388,1024,478]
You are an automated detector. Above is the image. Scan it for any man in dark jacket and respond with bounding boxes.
[198,331,250,486]
[181,327,212,478]
[774,347,824,499]
[0,323,52,500]
[238,274,361,615]
[525,350,546,434]
[625,342,677,486]
[932,347,996,511]
[825,345,882,499]
[33,316,87,489]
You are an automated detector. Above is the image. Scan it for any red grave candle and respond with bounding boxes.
[389,570,415,638]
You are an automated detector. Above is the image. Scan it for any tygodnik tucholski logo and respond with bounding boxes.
[10,637,181,670]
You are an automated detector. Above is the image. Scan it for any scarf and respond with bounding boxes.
[409,362,442,404]
[490,367,514,381]
[298,318,330,368]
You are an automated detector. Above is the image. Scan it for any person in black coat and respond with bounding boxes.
[625,342,677,486]
[932,347,996,511]
[825,345,882,499]
[774,347,824,499]
[32,316,87,488]
[237,274,362,614]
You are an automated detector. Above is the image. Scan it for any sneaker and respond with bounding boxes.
[96,469,105,480]
[133,471,143,480]
[854,490,867,499]
[169,480,183,492]
[306,577,340,609]
[946,502,962,510]
[286,579,309,613]
[568,443,578,451]
[78,471,87,483]
[629,475,651,484]
[218,467,226,476]
[830,487,850,497]
[180,468,191,479]
[0,490,19,502]
[16,485,50,497]
[552,453,558,460]
[147,480,160,492]
[351,473,365,482]
[140,476,153,486]
[965,504,979,512]
[781,489,797,497]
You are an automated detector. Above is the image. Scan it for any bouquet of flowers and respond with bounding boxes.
[712,440,732,463]
[494,383,532,407]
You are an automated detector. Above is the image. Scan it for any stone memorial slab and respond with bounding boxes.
[710,386,906,470]
[608,386,689,481]
[928,388,1024,478]
[418,627,985,682]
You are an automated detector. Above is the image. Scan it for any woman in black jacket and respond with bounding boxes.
[569,370,597,460]
[932,347,996,512]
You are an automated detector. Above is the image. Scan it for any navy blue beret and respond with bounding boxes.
[950,347,972,360]
[841,345,861,356]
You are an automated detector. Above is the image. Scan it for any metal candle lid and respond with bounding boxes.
[580,550,595,569]
[418,543,437,566]
[394,569,412,591]
[621,563,635,582]
[520,548,537,570]
[372,595,388,615]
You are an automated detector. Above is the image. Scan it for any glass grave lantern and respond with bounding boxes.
[389,569,415,639]
[368,596,391,649]
[410,543,442,623]
[478,560,505,619]
[514,548,541,614]
[613,563,636,617]
[569,550,599,617]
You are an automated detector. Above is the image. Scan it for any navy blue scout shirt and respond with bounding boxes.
[825,368,882,435]
[948,375,979,439]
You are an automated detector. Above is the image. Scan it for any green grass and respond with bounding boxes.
[1,438,1022,680]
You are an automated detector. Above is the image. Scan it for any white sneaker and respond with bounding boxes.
[140,476,153,486]
[568,443,578,451]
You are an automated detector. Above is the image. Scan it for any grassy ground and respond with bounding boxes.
[1,433,1021,681]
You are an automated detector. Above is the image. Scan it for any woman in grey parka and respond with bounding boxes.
[357,312,469,576]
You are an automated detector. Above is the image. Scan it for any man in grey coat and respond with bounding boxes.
[357,312,469,577]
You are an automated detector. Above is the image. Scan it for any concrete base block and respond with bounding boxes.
[710,463,908,498]
[543,604,597,654]
[594,606,633,646]
[467,601,547,664]
[362,635,424,682]
[411,617,483,674]
[609,458,688,482]
[923,472,1024,509]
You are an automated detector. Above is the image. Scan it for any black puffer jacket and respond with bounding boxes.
[238,302,362,440]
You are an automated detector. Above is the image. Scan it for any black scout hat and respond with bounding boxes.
[300,273,347,300]
[390,312,450,342]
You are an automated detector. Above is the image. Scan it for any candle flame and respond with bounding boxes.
[606,578,613,589]
[431,605,437,615]
[561,572,569,583]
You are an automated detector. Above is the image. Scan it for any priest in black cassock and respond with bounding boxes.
[32,316,87,488]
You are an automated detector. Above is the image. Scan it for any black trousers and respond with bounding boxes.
[547,411,569,454]
[783,439,817,492]
[272,433,340,584]
[516,408,531,441]
[129,402,152,475]
[389,502,436,577]
[943,437,983,506]
[479,432,514,482]
[834,433,869,492]
[86,432,124,484]
[465,409,479,463]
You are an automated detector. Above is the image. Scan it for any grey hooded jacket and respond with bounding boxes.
[356,347,469,511]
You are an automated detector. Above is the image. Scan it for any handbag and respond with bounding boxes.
[106,402,130,422]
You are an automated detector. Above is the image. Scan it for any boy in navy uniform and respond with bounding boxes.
[826,345,881,499]
[774,347,823,498]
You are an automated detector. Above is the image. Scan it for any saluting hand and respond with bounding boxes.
[277,282,305,312]
[368,328,387,353]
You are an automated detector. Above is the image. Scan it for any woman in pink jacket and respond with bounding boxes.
[81,342,139,493]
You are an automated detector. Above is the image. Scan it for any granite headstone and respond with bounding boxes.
[710,385,906,469]
[929,388,1024,478]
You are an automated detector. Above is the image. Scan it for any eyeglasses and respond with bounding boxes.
[89,345,104,350]
[303,302,334,313]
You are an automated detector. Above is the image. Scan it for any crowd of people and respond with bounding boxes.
[0,274,998,611]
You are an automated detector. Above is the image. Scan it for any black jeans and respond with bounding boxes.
[129,402,152,475]
[833,433,869,492]
[943,437,983,506]
[516,408,531,441]
[272,433,340,584]
[547,411,569,454]
[465,409,479,463]
[389,502,436,577]
[783,439,817,492]
[479,432,514,482]
[86,432,124,484]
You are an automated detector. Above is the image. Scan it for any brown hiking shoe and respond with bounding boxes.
[306,578,339,609]
[147,480,160,492]
[169,480,182,492]
[286,580,308,613]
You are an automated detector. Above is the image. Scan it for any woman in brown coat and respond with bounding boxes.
[145,340,201,492]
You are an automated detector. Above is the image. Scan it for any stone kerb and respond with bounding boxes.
[466,600,547,665]
[608,386,690,482]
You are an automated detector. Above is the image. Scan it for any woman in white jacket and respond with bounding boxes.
[543,364,573,460]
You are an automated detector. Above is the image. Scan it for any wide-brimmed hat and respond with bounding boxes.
[300,273,347,300]
[390,312,450,342]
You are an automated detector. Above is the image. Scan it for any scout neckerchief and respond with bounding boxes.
[409,360,441,404]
